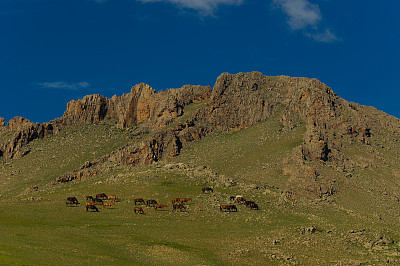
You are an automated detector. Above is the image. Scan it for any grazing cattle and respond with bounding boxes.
[220,205,238,212]
[154,204,168,210]
[134,207,144,214]
[107,195,120,202]
[236,197,246,204]
[103,202,114,208]
[134,198,145,205]
[67,197,79,204]
[249,202,259,210]
[94,198,104,205]
[96,193,107,200]
[173,203,186,211]
[229,196,236,202]
[146,200,157,207]
[86,196,94,202]
[86,205,99,212]
[202,187,213,193]
[85,202,97,207]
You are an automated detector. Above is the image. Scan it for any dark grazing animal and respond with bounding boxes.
[96,193,107,200]
[146,199,157,207]
[94,198,104,205]
[245,201,255,207]
[67,197,79,204]
[134,207,144,214]
[134,198,145,205]
[220,205,238,212]
[202,187,213,193]
[86,205,99,212]
[173,203,186,211]
[249,202,259,210]
[86,196,94,202]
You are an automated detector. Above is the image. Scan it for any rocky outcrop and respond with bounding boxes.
[0,117,5,127]
[194,72,283,131]
[57,118,212,182]
[194,72,373,163]
[61,83,212,130]
[0,117,56,159]
[0,84,211,160]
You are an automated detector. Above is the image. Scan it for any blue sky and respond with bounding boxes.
[1,0,399,123]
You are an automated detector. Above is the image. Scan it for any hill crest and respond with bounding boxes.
[1,71,400,201]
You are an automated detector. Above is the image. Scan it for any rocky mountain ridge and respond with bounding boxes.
[2,71,400,200]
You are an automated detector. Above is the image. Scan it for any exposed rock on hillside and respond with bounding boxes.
[0,117,5,127]
[0,117,56,159]
[61,84,212,130]
[57,122,212,183]
[0,84,211,159]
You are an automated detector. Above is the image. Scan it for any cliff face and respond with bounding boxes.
[0,117,56,159]
[195,72,376,163]
[61,83,212,130]
[0,84,212,159]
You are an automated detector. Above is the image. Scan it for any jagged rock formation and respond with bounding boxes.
[0,117,56,159]
[0,84,211,159]
[61,83,212,130]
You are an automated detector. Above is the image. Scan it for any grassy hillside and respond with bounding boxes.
[1,113,400,265]
[175,116,305,188]
[0,122,129,198]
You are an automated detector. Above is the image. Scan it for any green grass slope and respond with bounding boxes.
[1,114,400,265]
[0,122,129,198]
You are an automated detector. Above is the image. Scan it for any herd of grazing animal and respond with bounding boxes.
[65,186,260,214]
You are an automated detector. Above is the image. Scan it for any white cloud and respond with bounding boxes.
[306,29,338,43]
[137,0,243,15]
[274,0,337,42]
[35,82,90,90]
[274,0,321,30]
